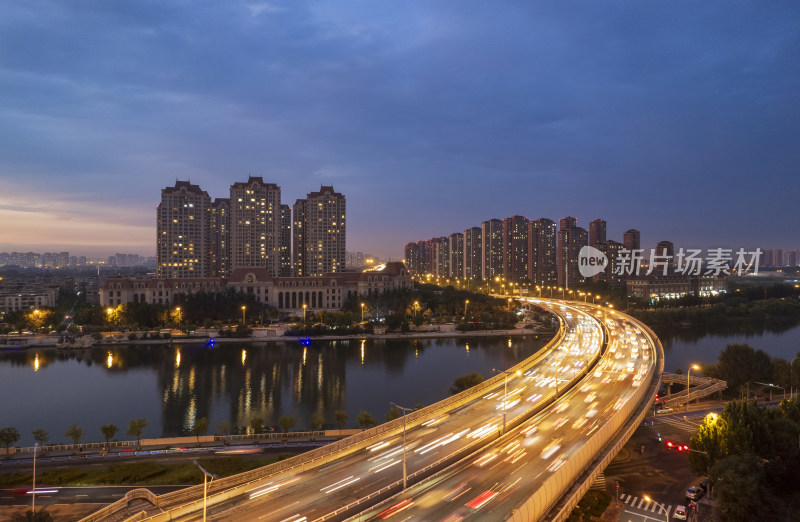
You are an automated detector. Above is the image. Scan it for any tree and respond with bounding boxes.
[11,508,54,521]
[100,424,118,448]
[191,417,209,446]
[357,411,377,430]
[310,412,325,431]
[126,418,148,447]
[216,421,234,438]
[250,417,264,435]
[0,427,20,454]
[32,429,49,447]
[710,454,772,522]
[278,415,296,434]
[715,344,772,395]
[385,408,401,422]
[449,372,484,395]
[334,410,348,433]
[64,424,84,445]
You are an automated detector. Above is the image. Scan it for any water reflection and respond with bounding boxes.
[0,336,543,445]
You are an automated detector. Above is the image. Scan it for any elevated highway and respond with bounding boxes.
[83,300,661,522]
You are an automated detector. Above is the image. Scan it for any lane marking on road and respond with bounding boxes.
[623,509,669,521]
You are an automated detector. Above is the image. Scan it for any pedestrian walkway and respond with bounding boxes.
[619,493,676,518]
[654,415,702,434]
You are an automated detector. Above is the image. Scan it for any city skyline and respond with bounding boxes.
[1,2,799,258]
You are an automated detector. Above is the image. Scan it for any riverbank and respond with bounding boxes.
[2,325,556,350]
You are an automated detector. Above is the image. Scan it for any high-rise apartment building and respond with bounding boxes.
[481,219,503,281]
[279,204,292,277]
[599,240,625,286]
[209,198,230,278]
[292,186,346,277]
[589,219,606,248]
[230,177,282,276]
[653,240,675,274]
[449,232,464,279]
[557,217,587,288]
[531,218,557,286]
[431,237,450,277]
[503,215,529,282]
[463,227,482,281]
[157,181,212,278]
[623,229,641,252]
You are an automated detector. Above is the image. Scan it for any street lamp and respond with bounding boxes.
[464,299,469,317]
[389,402,414,489]
[31,442,38,515]
[302,303,307,323]
[413,301,419,318]
[361,302,365,322]
[643,495,669,522]
[791,356,799,398]
[687,364,700,410]
[492,368,522,434]
[241,305,246,325]
[193,460,218,522]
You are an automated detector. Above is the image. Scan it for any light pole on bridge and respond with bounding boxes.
[390,402,414,490]
[492,368,522,434]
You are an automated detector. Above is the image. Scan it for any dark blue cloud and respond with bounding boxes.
[0,0,798,257]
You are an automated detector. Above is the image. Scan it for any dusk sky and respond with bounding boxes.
[1,1,798,260]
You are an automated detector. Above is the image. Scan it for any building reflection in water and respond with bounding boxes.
[1,335,541,438]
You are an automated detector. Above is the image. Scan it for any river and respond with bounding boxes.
[0,335,545,446]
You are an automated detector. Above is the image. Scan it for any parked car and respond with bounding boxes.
[685,486,705,500]
[655,407,674,414]
[673,505,687,520]
[699,478,708,490]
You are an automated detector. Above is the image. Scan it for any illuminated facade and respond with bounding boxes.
[481,218,503,281]
[503,215,529,282]
[230,177,282,276]
[100,262,412,314]
[557,216,588,288]
[463,227,482,281]
[209,198,230,278]
[292,186,346,277]
[157,181,212,278]
[449,232,464,278]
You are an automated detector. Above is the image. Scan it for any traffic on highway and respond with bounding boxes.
[352,300,658,521]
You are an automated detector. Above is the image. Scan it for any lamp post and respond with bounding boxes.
[389,402,413,489]
[241,305,246,326]
[687,364,700,410]
[360,302,365,322]
[302,303,307,323]
[643,496,669,522]
[492,368,522,434]
[791,356,799,398]
[193,460,218,522]
[31,442,38,516]
[413,301,419,319]
[464,299,469,317]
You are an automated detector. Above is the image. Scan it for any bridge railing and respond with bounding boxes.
[78,488,157,522]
